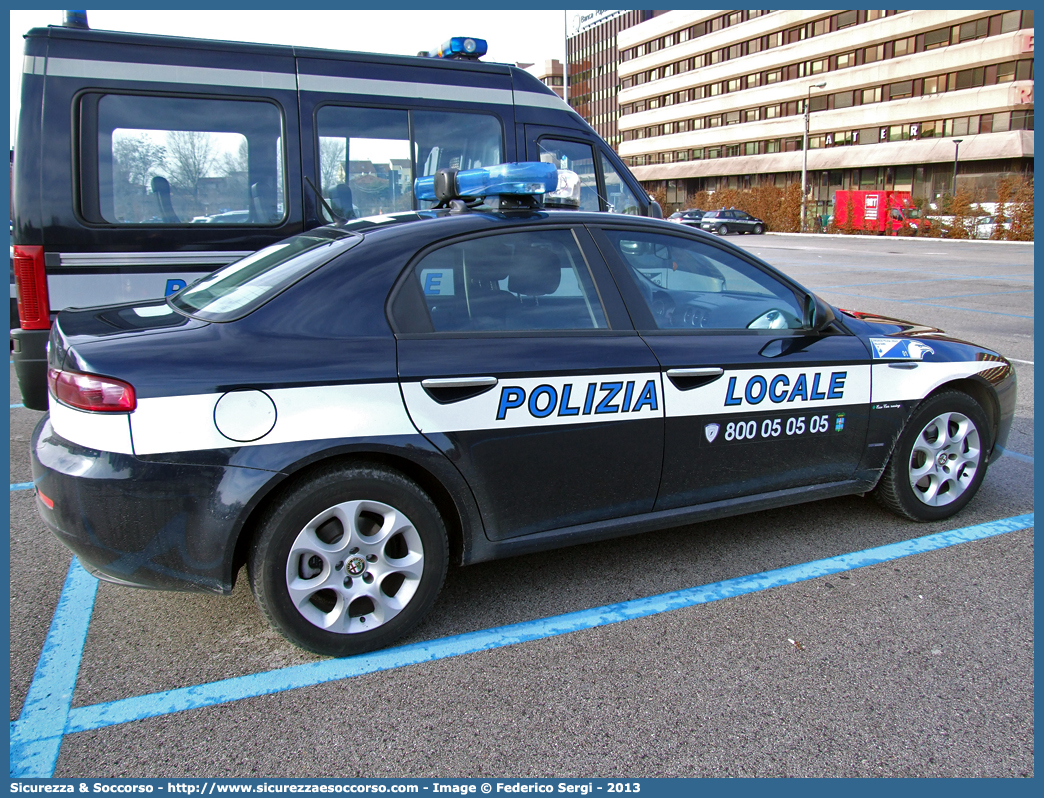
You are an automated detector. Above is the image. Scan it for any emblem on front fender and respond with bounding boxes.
[705,423,720,442]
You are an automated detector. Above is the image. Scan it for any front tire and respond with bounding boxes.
[874,391,991,521]
[753,223,764,235]
[249,463,448,656]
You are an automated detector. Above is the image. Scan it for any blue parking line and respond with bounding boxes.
[4,511,1023,751]
[817,276,1034,290]
[10,559,99,778]
[11,402,24,408]
[11,482,33,491]
[997,447,1034,464]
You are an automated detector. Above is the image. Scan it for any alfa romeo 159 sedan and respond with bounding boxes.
[32,163,1016,656]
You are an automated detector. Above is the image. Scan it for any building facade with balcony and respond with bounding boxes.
[616,9,1034,215]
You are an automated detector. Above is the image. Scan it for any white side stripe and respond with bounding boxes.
[297,73,514,105]
[48,399,134,455]
[664,365,871,418]
[42,56,297,91]
[130,384,415,456]
[58,251,251,268]
[870,361,1003,403]
[402,372,663,434]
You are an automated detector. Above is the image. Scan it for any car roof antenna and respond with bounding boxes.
[304,176,345,223]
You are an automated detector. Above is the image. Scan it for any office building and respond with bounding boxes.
[615,10,1034,214]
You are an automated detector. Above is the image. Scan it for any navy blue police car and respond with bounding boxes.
[32,163,1016,656]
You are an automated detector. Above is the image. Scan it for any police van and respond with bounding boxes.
[12,18,658,410]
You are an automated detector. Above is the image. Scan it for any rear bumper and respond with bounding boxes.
[31,416,278,594]
[11,327,49,410]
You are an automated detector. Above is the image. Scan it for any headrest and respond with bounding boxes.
[467,247,513,286]
[150,176,171,194]
[507,248,562,296]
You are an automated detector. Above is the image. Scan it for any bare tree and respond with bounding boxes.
[165,130,216,193]
[218,139,249,177]
[319,137,346,191]
[113,133,166,188]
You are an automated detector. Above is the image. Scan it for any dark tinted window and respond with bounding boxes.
[414,230,607,332]
[603,230,803,330]
[84,94,285,226]
[170,228,358,321]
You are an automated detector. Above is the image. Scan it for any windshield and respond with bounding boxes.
[169,228,360,321]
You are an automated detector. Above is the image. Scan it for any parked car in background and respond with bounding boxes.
[700,209,766,235]
[669,209,705,227]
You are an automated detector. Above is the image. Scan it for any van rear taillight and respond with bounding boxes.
[47,368,136,412]
[13,245,51,330]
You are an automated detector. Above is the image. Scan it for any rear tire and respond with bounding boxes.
[874,391,991,521]
[717,224,729,235]
[249,463,448,656]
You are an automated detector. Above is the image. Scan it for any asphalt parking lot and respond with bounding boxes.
[9,233,1034,778]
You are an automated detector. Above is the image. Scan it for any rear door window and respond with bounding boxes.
[81,94,286,226]
[411,229,608,332]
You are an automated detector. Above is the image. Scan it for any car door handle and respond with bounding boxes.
[421,376,499,389]
[665,367,724,391]
[420,376,499,404]
[887,363,919,370]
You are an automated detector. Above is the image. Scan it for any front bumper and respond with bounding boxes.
[31,416,278,594]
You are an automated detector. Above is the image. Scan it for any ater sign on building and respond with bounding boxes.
[567,9,624,37]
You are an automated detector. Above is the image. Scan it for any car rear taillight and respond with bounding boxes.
[47,368,136,412]
[13,245,51,330]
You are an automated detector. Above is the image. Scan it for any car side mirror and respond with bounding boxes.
[803,293,835,332]
[647,199,663,219]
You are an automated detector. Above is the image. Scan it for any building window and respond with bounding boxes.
[1011,110,1034,130]
[725,111,740,125]
[924,28,951,50]
[766,31,783,49]
[706,147,721,159]
[812,18,829,36]
[864,44,884,63]
[834,91,855,108]
[1000,10,1021,33]
[893,37,915,56]
[766,139,781,153]
[747,73,761,89]
[954,68,984,91]
[745,108,761,123]
[836,10,858,28]
[809,59,827,74]
[765,104,781,119]
[727,78,742,92]
[923,75,942,94]
[765,70,782,84]
[889,80,914,99]
[744,142,759,155]
[836,51,856,69]
[959,18,989,42]
[862,87,882,104]
[725,144,740,157]
[748,37,762,55]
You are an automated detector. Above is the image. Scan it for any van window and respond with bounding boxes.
[316,108,502,219]
[535,138,600,212]
[83,94,286,226]
[414,111,503,177]
[600,154,642,215]
[317,106,412,220]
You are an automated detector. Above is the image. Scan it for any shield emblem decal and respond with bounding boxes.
[705,423,719,443]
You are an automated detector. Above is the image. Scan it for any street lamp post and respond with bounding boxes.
[801,81,827,233]
[952,138,963,197]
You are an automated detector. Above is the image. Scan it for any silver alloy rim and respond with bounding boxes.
[285,500,424,634]
[907,411,981,506]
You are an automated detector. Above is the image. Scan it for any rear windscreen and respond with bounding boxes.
[168,229,359,321]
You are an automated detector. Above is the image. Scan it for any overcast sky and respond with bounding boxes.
[10,9,571,146]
